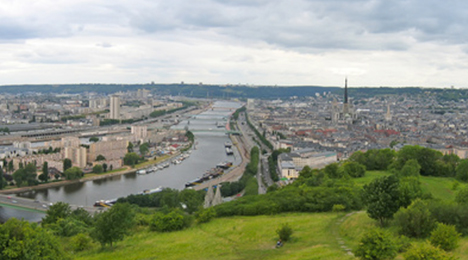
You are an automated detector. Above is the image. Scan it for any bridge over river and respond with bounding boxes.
[0,194,103,214]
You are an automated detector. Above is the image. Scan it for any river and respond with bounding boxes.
[0,100,242,222]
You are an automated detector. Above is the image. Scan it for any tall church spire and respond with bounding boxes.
[344,78,348,104]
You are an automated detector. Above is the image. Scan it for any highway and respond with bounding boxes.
[0,194,103,214]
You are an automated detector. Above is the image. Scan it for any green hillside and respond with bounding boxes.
[74,213,353,260]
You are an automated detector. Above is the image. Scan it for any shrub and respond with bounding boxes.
[429,223,460,251]
[354,228,397,260]
[341,161,366,178]
[276,223,293,242]
[393,199,436,238]
[150,209,191,232]
[455,186,468,205]
[455,159,468,182]
[403,242,455,260]
[71,233,93,252]
[196,207,217,224]
[395,235,412,253]
[429,201,468,235]
[332,204,346,212]
[134,213,151,226]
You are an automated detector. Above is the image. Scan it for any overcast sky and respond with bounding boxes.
[0,0,467,88]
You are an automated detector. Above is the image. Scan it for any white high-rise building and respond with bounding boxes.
[110,95,120,119]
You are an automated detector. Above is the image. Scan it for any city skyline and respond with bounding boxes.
[1,1,467,88]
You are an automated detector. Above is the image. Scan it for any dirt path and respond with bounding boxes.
[331,211,364,257]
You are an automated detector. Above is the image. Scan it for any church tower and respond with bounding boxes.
[343,78,349,115]
[385,103,392,121]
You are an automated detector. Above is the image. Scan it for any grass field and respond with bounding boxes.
[71,170,466,259]
[74,213,354,260]
[355,170,461,201]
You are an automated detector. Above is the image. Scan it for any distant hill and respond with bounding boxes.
[1,84,467,100]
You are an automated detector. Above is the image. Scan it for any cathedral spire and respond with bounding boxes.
[344,78,348,104]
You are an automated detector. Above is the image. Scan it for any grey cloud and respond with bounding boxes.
[0,23,37,40]
[2,0,468,52]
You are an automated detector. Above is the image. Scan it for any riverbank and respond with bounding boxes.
[194,130,250,190]
[0,104,211,196]
[0,152,183,195]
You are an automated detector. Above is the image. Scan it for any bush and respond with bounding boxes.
[341,161,366,178]
[429,201,468,235]
[134,213,152,226]
[332,204,346,212]
[196,207,217,224]
[276,223,293,242]
[455,159,468,182]
[455,186,468,205]
[354,228,398,260]
[71,233,93,252]
[393,199,436,238]
[92,164,103,174]
[150,209,191,232]
[403,242,455,260]
[395,235,411,253]
[429,223,460,251]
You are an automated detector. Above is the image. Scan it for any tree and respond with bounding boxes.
[416,147,443,176]
[324,162,341,178]
[354,228,397,260]
[403,242,455,260]
[179,189,204,214]
[389,145,423,172]
[441,154,460,177]
[365,149,396,171]
[398,177,423,208]
[456,159,468,182]
[139,142,150,156]
[394,199,436,238]
[12,163,38,187]
[64,167,83,180]
[430,223,460,252]
[0,218,67,259]
[42,202,72,225]
[127,142,134,153]
[63,158,72,172]
[89,136,99,142]
[96,154,106,161]
[348,151,366,165]
[341,161,366,178]
[0,167,6,189]
[92,164,103,174]
[103,163,108,172]
[398,159,421,178]
[92,203,135,247]
[363,175,401,226]
[123,152,140,167]
[7,160,13,173]
[42,161,49,182]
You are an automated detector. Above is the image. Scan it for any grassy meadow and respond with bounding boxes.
[73,213,353,260]
[71,170,467,259]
